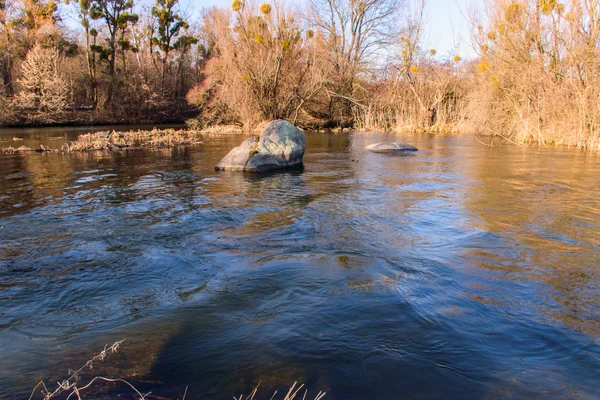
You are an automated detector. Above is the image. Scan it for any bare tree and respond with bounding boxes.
[307,0,401,123]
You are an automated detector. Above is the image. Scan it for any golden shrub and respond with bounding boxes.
[539,0,557,14]
[260,3,271,14]
[232,0,243,12]
[477,60,489,72]
[505,2,522,23]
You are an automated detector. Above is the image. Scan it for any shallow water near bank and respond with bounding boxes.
[0,128,599,399]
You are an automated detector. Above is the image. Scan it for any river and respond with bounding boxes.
[0,126,599,399]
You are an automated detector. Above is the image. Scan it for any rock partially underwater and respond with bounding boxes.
[366,142,418,153]
[215,120,306,172]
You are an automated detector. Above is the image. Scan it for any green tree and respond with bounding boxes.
[150,0,188,79]
[89,0,138,75]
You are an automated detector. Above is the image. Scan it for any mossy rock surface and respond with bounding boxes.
[215,120,306,172]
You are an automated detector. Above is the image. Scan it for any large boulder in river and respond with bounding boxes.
[215,120,306,172]
[366,142,418,153]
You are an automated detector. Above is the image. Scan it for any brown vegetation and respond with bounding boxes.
[235,382,326,400]
[1,0,599,148]
[1,128,202,153]
[28,340,326,400]
[466,0,600,149]
[0,0,199,126]
[28,340,139,400]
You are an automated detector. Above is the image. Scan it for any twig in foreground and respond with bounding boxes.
[28,339,149,400]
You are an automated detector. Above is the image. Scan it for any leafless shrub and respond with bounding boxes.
[14,44,69,124]
[465,0,600,149]
[350,0,467,133]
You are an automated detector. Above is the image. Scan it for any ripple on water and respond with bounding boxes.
[0,132,600,399]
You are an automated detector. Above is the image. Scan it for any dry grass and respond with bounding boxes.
[1,129,203,154]
[199,124,245,135]
[64,129,203,152]
[27,340,148,400]
[1,145,36,153]
[235,382,326,400]
[28,340,325,400]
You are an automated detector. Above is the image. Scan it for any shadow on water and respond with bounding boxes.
[1,131,600,399]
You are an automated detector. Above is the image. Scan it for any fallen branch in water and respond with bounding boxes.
[1,129,203,154]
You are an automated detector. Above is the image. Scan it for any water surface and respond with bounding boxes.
[0,128,599,399]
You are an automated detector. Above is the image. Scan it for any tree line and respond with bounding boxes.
[1,0,599,149]
[0,0,199,125]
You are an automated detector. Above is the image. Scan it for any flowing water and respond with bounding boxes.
[0,127,599,399]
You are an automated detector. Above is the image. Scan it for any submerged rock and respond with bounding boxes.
[366,142,418,153]
[215,120,306,172]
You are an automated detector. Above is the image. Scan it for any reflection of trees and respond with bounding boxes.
[463,146,600,338]
[0,146,210,217]
[0,154,36,217]
[0,152,78,217]
[93,146,204,206]
[307,132,353,154]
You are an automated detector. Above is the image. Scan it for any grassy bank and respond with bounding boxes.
[1,128,203,154]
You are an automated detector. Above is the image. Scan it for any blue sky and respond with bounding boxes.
[65,0,482,58]
[425,0,479,58]
[176,0,482,58]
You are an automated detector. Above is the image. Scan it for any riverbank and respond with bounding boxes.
[1,122,598,154]
[197,123,600,151]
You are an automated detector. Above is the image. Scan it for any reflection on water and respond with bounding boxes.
[0,130,599,399]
